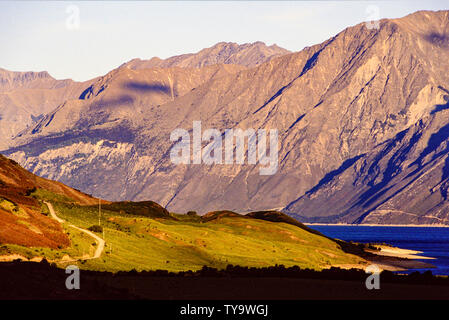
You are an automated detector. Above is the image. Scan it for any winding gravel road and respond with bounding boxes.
[44,201,105,260]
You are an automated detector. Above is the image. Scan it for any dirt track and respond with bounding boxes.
[45,201,105,260]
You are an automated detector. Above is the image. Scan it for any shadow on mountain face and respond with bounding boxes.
[253,44,328,115]
[123,81,171,94]
[352,128,423,210]
[284,154,366,218]
[410,122,449,170]
[79,86,94,99]
[423,31,449,48]
[353,121,449,221]
[431,86,449,114]
[307,154,365,196]
[441,157,449,200]
[89,95,134,110]
[431,101,449,114]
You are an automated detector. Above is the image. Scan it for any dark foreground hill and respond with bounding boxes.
[1,261,449,300]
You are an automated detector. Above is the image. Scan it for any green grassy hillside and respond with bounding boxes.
[0,188,366,272]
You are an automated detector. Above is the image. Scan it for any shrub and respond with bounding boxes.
[88,225,103,233]
[25,187,37,196]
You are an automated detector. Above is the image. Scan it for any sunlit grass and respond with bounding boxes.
[4,189,365,272]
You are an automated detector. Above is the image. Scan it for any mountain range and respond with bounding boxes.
[2,10,449,225]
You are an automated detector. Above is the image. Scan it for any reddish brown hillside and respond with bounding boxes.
[0,154,99,248]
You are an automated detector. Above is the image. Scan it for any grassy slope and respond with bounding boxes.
[23,190,364,272]
[0,154,98,251]
[0,154,366,272]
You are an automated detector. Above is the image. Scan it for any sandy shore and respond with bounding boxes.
[369,245,434,260]
[362,244,436,272]
[333,244,437,272]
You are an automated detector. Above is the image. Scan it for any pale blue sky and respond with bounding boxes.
[1,1,448,81]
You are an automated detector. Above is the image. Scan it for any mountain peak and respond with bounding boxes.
[0,69,55,91]
[122,41,290,70]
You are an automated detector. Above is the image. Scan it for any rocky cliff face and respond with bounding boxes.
[3,10,449,224]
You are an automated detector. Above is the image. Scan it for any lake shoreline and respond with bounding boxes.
[364,245,437,272]
[311,224,449,275]
[306,223,449,228]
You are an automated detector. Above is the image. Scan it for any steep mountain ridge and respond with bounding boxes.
[0,69,95,149]
[0,68,65,91]
[12,63,245,139]
[284,10,449,224]
[3,10,449,224]
[0,42,284,150]
[122,41,290,69]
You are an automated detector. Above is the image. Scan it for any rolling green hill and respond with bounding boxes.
[0,154,366,272]
[2,188,365,272]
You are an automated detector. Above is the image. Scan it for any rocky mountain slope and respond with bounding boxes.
[3,10,449,225]
[0,41,285,150]
[284,10,449,224]
[0,69,95,149]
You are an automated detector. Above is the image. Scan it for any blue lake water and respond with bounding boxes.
[308,225,449,276]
